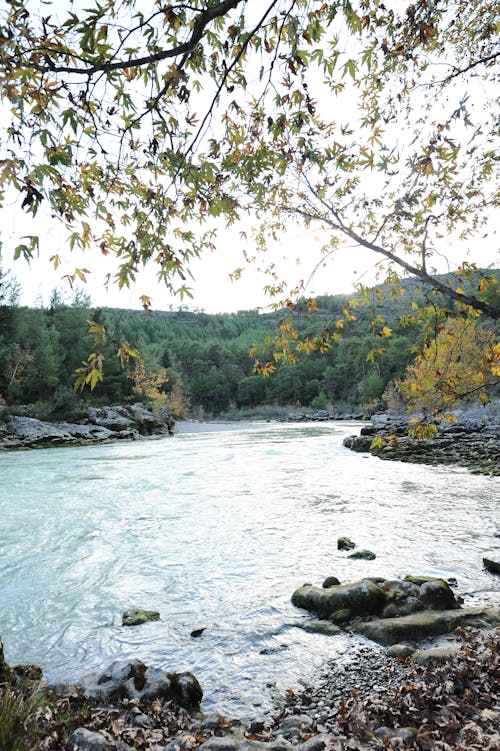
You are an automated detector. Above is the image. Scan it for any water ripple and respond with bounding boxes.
[0,421,498,718]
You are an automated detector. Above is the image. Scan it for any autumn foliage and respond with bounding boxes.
[384,317,499,435]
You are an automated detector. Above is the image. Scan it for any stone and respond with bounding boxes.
[419,580,459,610]
[354,607,500,645]
[0,403,174,450]
[296,619,343,636]
[412,645,460,665]
[347,549,376,560]
[381,597,422,619]
[78,659,202,708]
[374,727,417,742]
[386,644,416,658]
[197,738,239,751]
[382,580,420,599]
[122,608,160,626]
[191,628,206,638]
[300,735,329,751]
[483,558,500,574]
[292,579,385,619]
[65,727,131,751]
[403,574,447,586]
[337,537,355,551]
[132,713,152,728]
[279,714,313,731]
[329,608,352,624]
[322,576,341,588]
[248,720,266,734]
[267,739,293,751]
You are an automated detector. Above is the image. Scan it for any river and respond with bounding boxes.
[0,420,498,717]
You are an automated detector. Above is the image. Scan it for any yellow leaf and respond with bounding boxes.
[87,320,106,345]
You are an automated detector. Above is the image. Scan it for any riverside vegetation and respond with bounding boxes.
[1,270,498,422]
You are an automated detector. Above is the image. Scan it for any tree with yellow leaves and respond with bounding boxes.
[129,357,168,407]
[385,317,499,437]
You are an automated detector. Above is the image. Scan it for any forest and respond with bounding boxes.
[1,263,497,419]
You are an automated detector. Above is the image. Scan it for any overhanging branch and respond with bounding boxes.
[288,206,500,320]
[15,0,245,76]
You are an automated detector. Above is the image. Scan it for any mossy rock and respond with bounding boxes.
[354,607,500,645]
[322,576,341,588]
[329,608,352,624]
[419,579,459,610]
[403,575,448,586]
[412,645,461,665]
[348,549,376,560]
[337,537,356,551]
[296,619,343,636]
[292,578,385,619]
[122,608,161,626]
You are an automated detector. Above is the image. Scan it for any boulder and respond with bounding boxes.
[122,608,160,626]
[347,549,376,560]
[412,645,461,665]
[337,537,355,551]
[483,558,500,574]
[0,403,174,450]
[354,607,500,645]
[419,579,459,610]
[292,578,385,619]
[78,659,202,708]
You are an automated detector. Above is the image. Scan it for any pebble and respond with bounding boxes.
[272,645,412,738]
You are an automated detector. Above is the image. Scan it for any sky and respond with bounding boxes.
[1,207,382,311]
[3,207,497,313]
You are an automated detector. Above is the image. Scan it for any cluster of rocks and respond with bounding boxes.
[75,658,203,709]
[62,649,411,751]
[343,410,500,475]
[0,403,174,449]
[291,574,500,645]
[287,410,367,423]
[336,536,376,561]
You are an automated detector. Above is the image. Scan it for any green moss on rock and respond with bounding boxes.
[122,608,161,626]
[354,607,500,645]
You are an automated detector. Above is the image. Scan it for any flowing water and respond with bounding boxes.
[0,421,498,717]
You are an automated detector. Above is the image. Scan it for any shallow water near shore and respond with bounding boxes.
[1,420,499,718]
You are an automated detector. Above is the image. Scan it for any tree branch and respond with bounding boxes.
[287,206,500,320]
[16,0,245,76]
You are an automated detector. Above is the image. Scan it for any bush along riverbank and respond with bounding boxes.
[343,407,500,476]
[2,565,499,751]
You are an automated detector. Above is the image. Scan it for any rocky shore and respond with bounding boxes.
[0,403,174,449]
[2,560,499,750]
[2,625,498,751]
[343,409,500,476]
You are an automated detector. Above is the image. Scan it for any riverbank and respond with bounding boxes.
[343,406,500,476]
[1,626,498,750]
[0,403,174,449]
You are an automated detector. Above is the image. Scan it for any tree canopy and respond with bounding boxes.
[0,1,498,316]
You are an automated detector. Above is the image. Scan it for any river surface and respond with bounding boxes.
[1,421,499,717]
